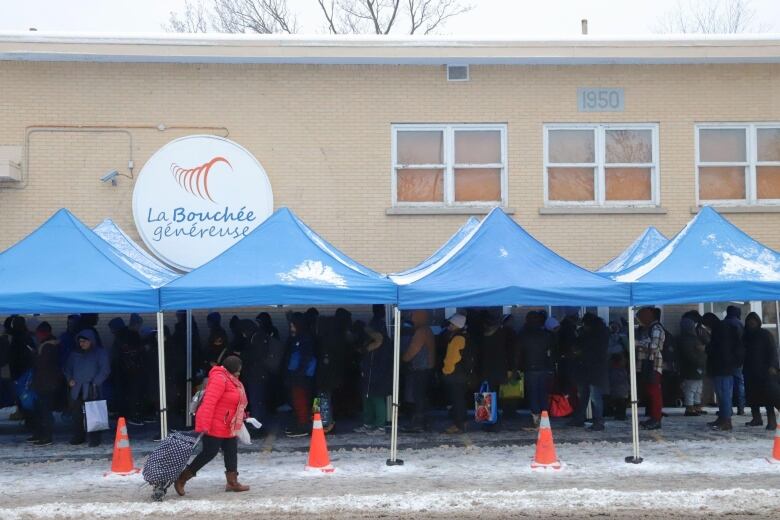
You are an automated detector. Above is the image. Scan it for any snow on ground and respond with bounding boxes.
[1,434,779,519]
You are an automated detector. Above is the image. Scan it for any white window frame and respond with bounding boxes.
[696,123,780,206]
[391,124,508,208]
[543,123,660,208]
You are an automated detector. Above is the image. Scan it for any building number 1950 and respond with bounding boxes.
[577,88,624,112]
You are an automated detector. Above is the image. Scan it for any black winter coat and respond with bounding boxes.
[678,332,707,380]
[479,327,508,388]
[517,327,554,372]
[707,322,744,377]
[574,326,609,390]
[743,327,779,382]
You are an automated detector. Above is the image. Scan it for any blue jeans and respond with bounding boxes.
[732,368,746,410]
[714,375,734,418]
[525,370,550,415]
[576,384,604,423]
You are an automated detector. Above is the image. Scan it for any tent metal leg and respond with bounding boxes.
[387,306,404,466]
[156,311,168,440]
[185,309,193,428]
[625,306,642,464]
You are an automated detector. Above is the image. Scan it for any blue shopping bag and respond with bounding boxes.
[14,370,37,412]
[474,381,498,424]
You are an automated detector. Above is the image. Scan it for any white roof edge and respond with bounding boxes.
[3,31,780,65]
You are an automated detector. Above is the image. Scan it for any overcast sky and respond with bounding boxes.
[1,0,779,36]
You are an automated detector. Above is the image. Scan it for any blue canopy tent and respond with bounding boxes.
[393,217,480,278]
[0,209,161,314]
[388,208,630,464]
[392,208,630,309]
[609,206,780,464]
[597,226,669,275]
[160,207,397,309]
[613,206,780,304]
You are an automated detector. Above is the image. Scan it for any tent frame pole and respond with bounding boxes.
[387,306,404,466]
[156,311,168,439]
[185,309,193,427]
[625,306,642,464]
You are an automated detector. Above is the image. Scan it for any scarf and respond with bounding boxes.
[225,370,248,436]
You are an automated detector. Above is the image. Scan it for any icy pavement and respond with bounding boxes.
[0,423,779,519]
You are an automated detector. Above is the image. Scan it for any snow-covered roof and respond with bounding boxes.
[2,31,780,65]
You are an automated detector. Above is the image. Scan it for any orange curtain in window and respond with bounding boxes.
[454,168,501,201]
[699,167,746,200]
[548,167,594,201]
[397,169,444,202]
[757,166,780,199]
[605,168,652,201]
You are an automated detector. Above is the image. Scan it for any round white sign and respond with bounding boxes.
[132,135,273,271]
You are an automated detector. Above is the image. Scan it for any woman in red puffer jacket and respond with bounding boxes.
[175,356,249,495]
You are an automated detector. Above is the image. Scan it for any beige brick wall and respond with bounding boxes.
[1,60,780,276]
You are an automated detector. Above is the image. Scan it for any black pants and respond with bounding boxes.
[34,391,56,441]
[444,374,467,430]
[70,397,102,445]
[189,434,238,474]
[410,369,432,429]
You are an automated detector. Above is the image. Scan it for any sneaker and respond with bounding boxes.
[353,425,372,434]
[745,418,763,427]
[712,420,732,431]
[366,427,386,436]
[34,439,53,446]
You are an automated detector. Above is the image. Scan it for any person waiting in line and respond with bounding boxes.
[477,310,509,432]
[316,309,352,433]
[256,312,280,340]
[206,312,225,342]
[64,329,110,447]
[570,313,610,431]
[285,313,317,438]
[743,312,778,430]
[8,316,36,422]
[724,306,747,416]
[441,314,469,434]
[518,311,555,428]
[174,355,249,496]
[636,307,665,430]
[236,319,268,434]
[606,321,629,421]
[205,327,232,369]
[678,315,708,417]
[705,312,743,431]
[369,304,388,338]
[401,310,436,433]
[29,322,63,446]
[353,320,392,435]
[110,317,145,426]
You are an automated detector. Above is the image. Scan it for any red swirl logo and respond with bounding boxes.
[170,156,232,202]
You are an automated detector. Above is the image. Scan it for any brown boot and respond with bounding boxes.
[174,467,195,496]
[225,471,249,492]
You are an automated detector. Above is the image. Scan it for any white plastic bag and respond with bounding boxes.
[83,399,109,432]
[237,423,252,445]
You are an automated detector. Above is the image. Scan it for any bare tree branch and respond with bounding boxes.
[317,0,340,34]
[163,0,210,33]
[654,0,770,34]
[212,0,299,34]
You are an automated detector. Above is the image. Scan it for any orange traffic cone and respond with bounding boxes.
[305,413,335,473]
[531,411,562,470]
[768,426,780,464]
[105,417,140,476]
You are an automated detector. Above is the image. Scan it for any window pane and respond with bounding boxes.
[605,167,652,201]
[762,301,777,326]
[397,131,443,164]
[397,168,444,202]
[699,129,746,162]
[757,166,780,199]
[698,166,746,200]
[455,131,501,164]
[454,168,501,201]
[758,128,780,162]
[606,129,652,163]
[548,167,595,201]
[548,129,595,163]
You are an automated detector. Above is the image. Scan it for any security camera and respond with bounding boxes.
[100,170,119,184]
